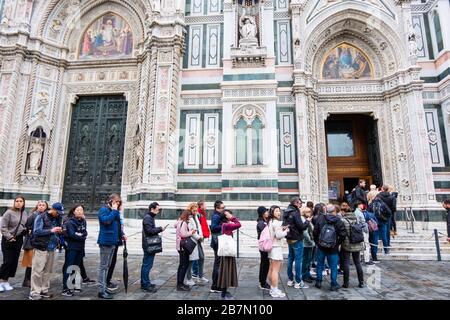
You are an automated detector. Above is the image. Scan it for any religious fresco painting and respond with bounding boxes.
[321,43,373,80]
[79,13,133,59]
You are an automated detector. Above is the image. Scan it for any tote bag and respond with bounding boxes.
[217,225,237,257]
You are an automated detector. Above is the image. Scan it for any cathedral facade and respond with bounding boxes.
[0,0,449,220]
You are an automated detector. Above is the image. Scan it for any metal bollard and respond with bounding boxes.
[236,229,240,258]
[434,229,442,262]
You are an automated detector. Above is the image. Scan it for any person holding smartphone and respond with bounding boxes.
[29,202,64,300]
[97,194,125,299]
[141,202,167,293]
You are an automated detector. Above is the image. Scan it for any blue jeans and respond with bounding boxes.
[301,246,314,280]
[316,248,339,287]
[287,241,304,283]
[140,252,155,289]
[192,260,199,277]
[369,231,379,260]
[63,249,83,290]
[378,223,389,253]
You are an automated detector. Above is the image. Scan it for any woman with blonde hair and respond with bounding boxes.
[175,209,196,291]
[184,202,208,286]
[267,205,289,298]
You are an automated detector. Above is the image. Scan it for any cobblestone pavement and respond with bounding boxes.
[0,252,449,300]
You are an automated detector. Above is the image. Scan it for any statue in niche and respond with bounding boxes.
[239,9,258,47]
[27,138,44,174]
[407,21,418,56]
[294,38,302,62]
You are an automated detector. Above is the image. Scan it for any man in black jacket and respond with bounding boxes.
[313,204,346,291]
[283,197,311,289]
[352,179,368,209]
[141,202,166,293]
[442,200,450,243]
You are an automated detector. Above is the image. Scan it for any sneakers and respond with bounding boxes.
[98,292,113,299]
[0,285,4,293]
[221,292,234,300]
[372,259,381,264]
[82,278,96,285]
[192,276,199,281]
[74,288,82,293]
[210,286,221,293]
[184,279,196,286]
[197,277,209,284]
[177,284,191,291]
[269,288,286,298]
[142,286,157,293]
[0,282,13,291]
[40,292,53,298]
[365,261,374,266]
[106,282,119,291]
[358,282,365,288]
[287,280,295,287]
[303,277,315,283]
[330,284,341,291]
[61,290,74,297]
[294,281,309,289]
[28,294,42,300]
[314,281,322,289]
[259,283,271,290]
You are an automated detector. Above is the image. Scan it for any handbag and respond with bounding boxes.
[143,232,162,255]
[180,221,197,254]
[217,224,237,257]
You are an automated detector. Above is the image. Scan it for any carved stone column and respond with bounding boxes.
[144,11,185,193]
[0,54,24,184]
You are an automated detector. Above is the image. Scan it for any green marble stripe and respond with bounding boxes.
[181,83,221,90]
[423,13,434,60]
[223,73,275,81]
[421,68,450,83]
[183,27,190,69]
[0,192,51,201]
[278,81,293,87]
[434,181,450,189]
[221,193,279,201]
[432,167,450,172]
[177,181,222,189]
[222,179,278,188]
[278,182,299,189]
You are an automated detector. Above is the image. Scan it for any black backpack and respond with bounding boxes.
[371,200,391,222]
[345,218,364,244]
[319,223,337,248]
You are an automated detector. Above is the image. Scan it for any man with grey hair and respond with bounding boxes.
[312,203,346,291]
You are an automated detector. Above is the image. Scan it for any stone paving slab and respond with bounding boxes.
[0,251,449,300]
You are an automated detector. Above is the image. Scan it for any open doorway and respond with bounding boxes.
[325,114,382,203]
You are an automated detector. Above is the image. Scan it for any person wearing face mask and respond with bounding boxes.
[29,202,64,300]
[61,205,88,297]
[21,200,49,288]
[0,195,28,292]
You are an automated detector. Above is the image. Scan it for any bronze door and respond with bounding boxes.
[62,95,128,214]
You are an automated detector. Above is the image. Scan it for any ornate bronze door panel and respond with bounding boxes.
[62,96,128,214]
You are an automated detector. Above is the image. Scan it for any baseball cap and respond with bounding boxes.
[51,202,64,215]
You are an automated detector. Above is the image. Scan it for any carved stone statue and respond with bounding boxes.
[239,10,258,47]
[27,138,44,174]
[294,38,302,62]
[408,22,418,56]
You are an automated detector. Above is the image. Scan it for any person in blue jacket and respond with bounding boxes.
[62,204,87,296]
[97,194,126,299]
[209,200,225,293]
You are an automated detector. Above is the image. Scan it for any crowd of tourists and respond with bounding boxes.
[1,179,449,300]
